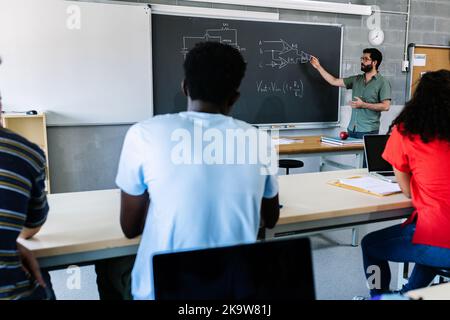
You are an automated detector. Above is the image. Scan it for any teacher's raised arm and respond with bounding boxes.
[309,49,392,147]
[309,55,345,88]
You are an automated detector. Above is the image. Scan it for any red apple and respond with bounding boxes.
[339,131,349,140]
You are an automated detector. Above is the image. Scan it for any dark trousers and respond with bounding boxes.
[361,223,450,297]
[347,129,378,168]
[95,255,136,300]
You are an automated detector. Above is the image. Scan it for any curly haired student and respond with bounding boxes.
[361,69,450,297]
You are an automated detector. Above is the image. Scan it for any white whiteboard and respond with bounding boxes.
[0,0,152,126]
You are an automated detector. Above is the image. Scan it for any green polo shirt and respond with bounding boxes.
[343,73,391,133]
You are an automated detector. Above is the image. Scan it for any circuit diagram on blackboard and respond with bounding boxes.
[181,23,246,58]
[259,39,312,69]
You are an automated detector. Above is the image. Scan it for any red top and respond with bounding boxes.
[383,126,450,249]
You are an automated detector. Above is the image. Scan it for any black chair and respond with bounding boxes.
[153,237,315,300]
[278,159,304,175]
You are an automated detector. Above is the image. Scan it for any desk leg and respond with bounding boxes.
[397,262,409,290]
[396,263,441,289]
[351,228,359,247]
[319,156,325,172]
[356,153,364,169]
[257,227,266,240]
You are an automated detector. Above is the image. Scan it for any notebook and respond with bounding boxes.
[273,138,303,145]
[321,136,363,146]
[330,175,401,196]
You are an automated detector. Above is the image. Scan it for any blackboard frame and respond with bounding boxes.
[151,9,344,130]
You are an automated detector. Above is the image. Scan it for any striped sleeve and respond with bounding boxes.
[25,157,49,228]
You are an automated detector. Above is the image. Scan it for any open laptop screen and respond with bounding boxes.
[153,237,315,300]
[364,134,393,172]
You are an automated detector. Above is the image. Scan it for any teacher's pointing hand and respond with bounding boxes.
[309,56,321,70]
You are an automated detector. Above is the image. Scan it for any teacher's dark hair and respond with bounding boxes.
[363,48,382,70]
[183,41,247,105]
[390,69,450,143]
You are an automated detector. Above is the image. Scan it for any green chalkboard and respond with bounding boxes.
[152,13,342,127]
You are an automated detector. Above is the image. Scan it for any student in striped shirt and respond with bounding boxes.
[0,71,51,299]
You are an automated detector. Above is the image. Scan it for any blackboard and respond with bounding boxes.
[152,13,342,127]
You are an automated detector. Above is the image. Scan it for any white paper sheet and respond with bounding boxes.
[339,176,401,195]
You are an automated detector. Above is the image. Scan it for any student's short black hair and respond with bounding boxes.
[363,48,383,70]
[183,42,247,105]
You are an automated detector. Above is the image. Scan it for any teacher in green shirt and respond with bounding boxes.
[310,48,392,139]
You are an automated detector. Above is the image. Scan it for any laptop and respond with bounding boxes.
[364,134,397,183]
[153,237,315,300]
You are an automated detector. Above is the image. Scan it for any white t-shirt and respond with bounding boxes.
[116,111,278,300]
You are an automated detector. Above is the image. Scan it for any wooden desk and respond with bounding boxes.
[266,169,413,238]
[407,283,450,300]
[276,136,365,170]
[19,189,140,269]
[21,170,412,269]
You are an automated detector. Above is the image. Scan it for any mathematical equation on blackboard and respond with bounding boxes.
[179,24,311,100]
[256,80,304,98]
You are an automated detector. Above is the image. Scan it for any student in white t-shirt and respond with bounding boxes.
[114,42,280,300]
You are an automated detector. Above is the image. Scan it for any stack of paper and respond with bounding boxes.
[334,176,401,196]
[321,136,363,146]
[273,138,303,145]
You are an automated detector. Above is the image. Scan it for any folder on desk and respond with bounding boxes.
[328,176,401,197]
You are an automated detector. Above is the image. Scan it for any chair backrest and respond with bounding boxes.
[153,237,315,300]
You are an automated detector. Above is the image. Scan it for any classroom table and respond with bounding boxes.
[20,169,412,269]
[266,169,413,239]
[277,135,366,246]
[19,189,140,269]
[276,135,365,170]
